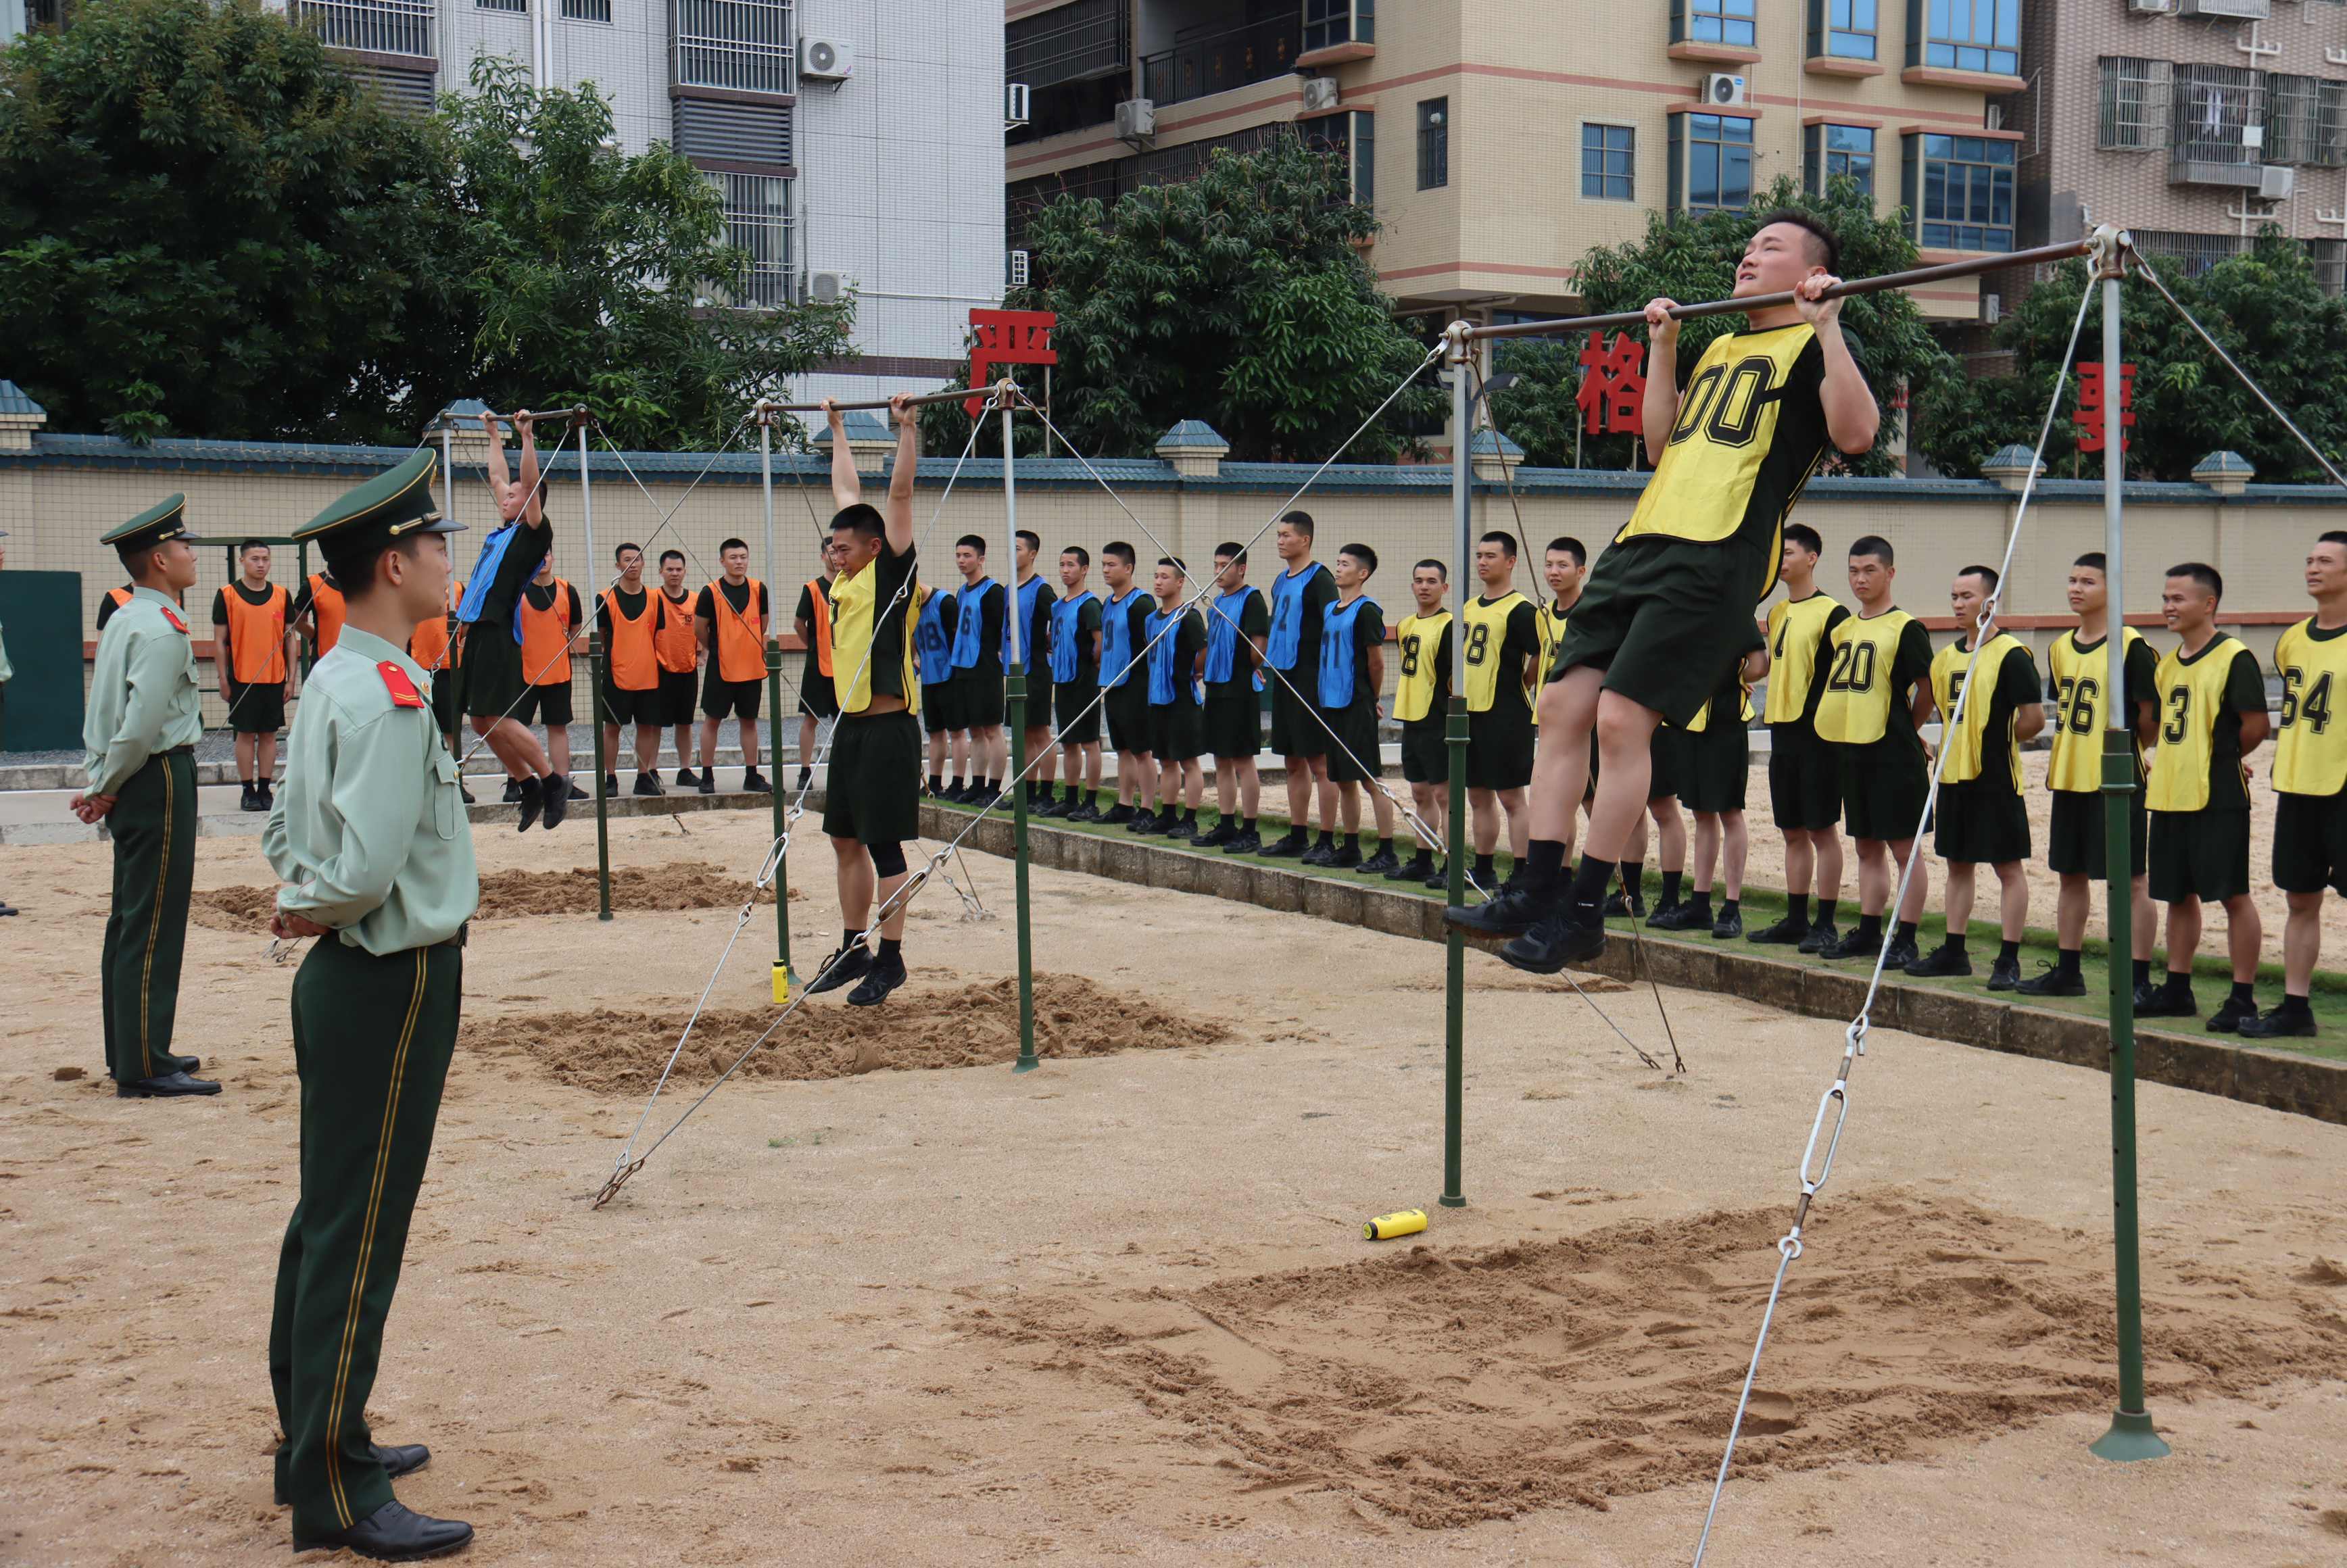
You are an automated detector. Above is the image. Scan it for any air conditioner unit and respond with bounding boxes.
[2127,0,2175,12]
[2260,163,2296,199]
[1005,82,1030,126]
[1006,249,1030,289]
[808,271,846,304]
[1981,291,2002,324]
[1115,97,1156,145]
[1985,102,2005,131]
[2179,0,2269,16]
[1301,76,1340,112]
[800,36,854,80]
[1703,73,1749,108]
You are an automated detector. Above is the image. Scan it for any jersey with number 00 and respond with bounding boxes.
[2045,627,2151,793]
[1614,322,1842,599]
[2272,616,2347,796]
[1812,609,1918,745]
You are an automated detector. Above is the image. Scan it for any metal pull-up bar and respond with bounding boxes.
[750,383,1011,417]
[429,405,594,430]
[1465,237,2096,343]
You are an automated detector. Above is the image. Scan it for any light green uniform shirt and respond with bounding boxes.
[0,617,13,683]
[81,585,203,795]
[264,626,479,955]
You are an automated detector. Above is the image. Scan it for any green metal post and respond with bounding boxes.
[1003,389,1039,1073]
[579,418,611,922]
[759,415,796,998]
[1441,323,1472,1209]
[2088,233,2168,1463]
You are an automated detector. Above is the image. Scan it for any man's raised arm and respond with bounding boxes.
[885,395,918,556]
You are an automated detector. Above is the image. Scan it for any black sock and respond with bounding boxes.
[1184,809,1199,827]
[1618,860,1642,898]
[842,927,863,950]
[1660,869,1683,907]
[1567,854,1614,916]
[1343,833,1360,854]
[2229,979,2254,1007]
[1895,920,1918,944]
[1685,888,1711,912]
[1525,838,1568,896]
[2056,947,2083,977]
[1787,893,1810,927]
[1816,898,1838,928]
[1998,938,2021,964]
[1244,817,1257,834]
[2278,992,2314,1018]
[878,936,902,965]
[2131,958,2151,987]
[2164,970,2193,998]
[1474,853,1497,883]
[518,775,541,801]
[1378,837,1393,854]
[929,773,943,794]
[1317,830,1336,850]
[1719,898,1739,918]
[1856,913,1883,946]
[1280,824,1306,843]
[985,775,1000,791]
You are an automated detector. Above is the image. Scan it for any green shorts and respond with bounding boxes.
[2048,787,2146,878]
[1401,720,1448,785]
[1839,735,1928,843]
[1148,698,1205,762]
[1323,700,1382,785]
[821,711,921,845]
[921,676,963,735]
[2149,808,2250,903]
[1267,666,1326,758]
[1933,778,2030,864]
[461,627,527,722]
[1104,680,1150,754]
[2272,789,2347,896]
[1681,717,1749,815]
[1053,681,1102,745]
[1646,723,1683,802]
[1548,534,1770,729]
[1202,685,1261,759]
[1767,722,1840,831]
[1466,702,1534,791]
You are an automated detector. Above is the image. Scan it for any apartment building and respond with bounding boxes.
[1,0,1004,401]
[1005,0,2021,337]
[2007,0,2347,295]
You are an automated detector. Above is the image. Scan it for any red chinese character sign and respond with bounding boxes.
[966,309,1058,417]
[2075,361,2136,454]
[1577,330,1647,436]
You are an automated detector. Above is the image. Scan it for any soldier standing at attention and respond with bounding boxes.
[263,447,477,1560]
[71,497,217,1097]
[213,539,296,812]
[0,526,14,916]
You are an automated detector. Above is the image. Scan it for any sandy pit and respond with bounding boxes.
[191,862,790,930]
[4,806,2347,1567]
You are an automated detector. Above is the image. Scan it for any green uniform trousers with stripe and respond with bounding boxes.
[101,750,196,1083]
[270,937,462,1537]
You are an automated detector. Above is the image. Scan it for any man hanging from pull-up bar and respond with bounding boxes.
[457,410,568,831]
[1449,212,1879,972]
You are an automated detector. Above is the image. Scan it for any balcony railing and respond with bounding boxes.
[296,0,433,58]
[1140,15,1299,109]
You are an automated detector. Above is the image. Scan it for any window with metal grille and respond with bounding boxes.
[1417,97,1448,189]
[2308,238,2347,297]
[2321,82,2347,167]
[294,0,433,58]
[2097,57,2170,150]
[1676,0,1758,47]
[1674,112,1754,213]
[1805,123,1874,197]
[477,0,525,13]
[2171,64,2265,178]
[562,0,611,20]
[1910,0,2018,77]
[1303,0,1374,54]
[1006,0,1126,93]
[675,0,794,95]
[2268,74,2323,164]
[2130,229,2242,278]
[1301,111,1376,205]
[1582,123,1635,201]
[1808,0,1878,60]
[710,171,794,308]
[1906,132,2014,251]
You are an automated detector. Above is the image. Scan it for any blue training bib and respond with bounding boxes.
[1266,564,1324,671]
[1049,592,1094,684]
[1318,594,1378,709]
[1099,588,1143,690]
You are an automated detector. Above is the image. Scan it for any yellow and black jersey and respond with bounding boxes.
[1813,608,1932,748]
[831,539,920,716]
[1459,591,1541,714]
[1763,591,1848,727]
[2045,627,2157,793]
[1685,679,1756,733]
[2146,633,2265,813]
[1927,632,2041,791]
[1614,322,1857,598]
[1393,610,1454,725]
[1531,597,1572,727]
[2272,616,2347,797]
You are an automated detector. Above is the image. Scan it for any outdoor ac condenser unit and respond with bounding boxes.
[800,37,855,80]
[1115,98,1156,144]
[1703,73,1749,108]
[808,272,846,304]
[2260,164,2296,199]
[1302,77,1340,112]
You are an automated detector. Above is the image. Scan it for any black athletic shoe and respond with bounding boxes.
[1819,928,1877,961]
[238,781,259,812]
[1797,920,1839,956]
[1712,906,1743,939]
[2238,1007,2317,1039]
[603,773,620,798]
[1100,803,1137,825]
[1884,934,1920,972]
[634,772,662,797]
[2015,964,2086,998]
[458,783,476,804]
[2134,983,2196,1018]
[1987,954,2023,991]
[515,779,544,833]
[1066,802,1102,823]
[1747,913,1808,946]
[1599,889,1645,919]
[1159,811,1195,841]
[1499,910,1607,975]
[697,770,717,795]
[502,779,524,804]
[1358,848,1401,877]
[539,779,569,831]
[846,955,908,1007]
[1035,794,1071,820]
[742,768,772,794]
[566,782,589,801]
[1127,812,1163,835]
[1389,852,1433,882]
[1257,831,1307,858]
[1647,900,1708,931]
[291,1499,473,1562]
[1443,884,1548,937]
[1224,829,1262,856]
[1425,860,1452,891]
[1300,840,1337,867]
[2206,995,2258,1034]
[674,768,699,790]
[1905,944,1970,979]
[804,944,873,995]
[1326,842,1363,869]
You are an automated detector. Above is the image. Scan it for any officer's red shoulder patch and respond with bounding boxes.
[161,608,187,634]
[377,662,426,708]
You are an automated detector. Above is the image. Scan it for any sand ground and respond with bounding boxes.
[4,809,2347,1567]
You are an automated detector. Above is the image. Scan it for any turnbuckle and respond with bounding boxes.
[591,1156,645,1210]
[1797,1081,1851,1198]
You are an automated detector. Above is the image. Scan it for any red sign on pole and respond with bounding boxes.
[1576,330,1647,437]
[967,308,1059,417]
[2075,361,2136,454]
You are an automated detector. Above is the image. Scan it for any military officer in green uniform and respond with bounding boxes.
[262,447,479,1561]
[71,497,217,1096]
[0,525,16,916]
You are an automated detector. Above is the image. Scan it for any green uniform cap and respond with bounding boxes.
[101,494,196,551]
[295,449,464,567]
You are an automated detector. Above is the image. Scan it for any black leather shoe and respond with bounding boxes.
[1711,906,1742,939]
[1987,954,2022,991]
[2016,963,2085,997]
[291,1498,473,1561]
[2134,981,2196,1017]
[1257,831,1307,858]
[1746,913,1808,945]
[2206,995,2258,1034]
[1444,884,1548,937]
[633,773,662,797]
[458,784,476,805]
[117,1071,220,1098]
[846,956,908,1006]
[1904,944,1972,979]
[1797,920,1839,955]
[1647,900,1708,931]
[538,779,569,831]
[276,1442,429,1504]
[804,944,873,996]
[1224,829,1261,856]
[2239,1006,2317,1038]
[160,1051,201,1075]
[1499,910,1607,975]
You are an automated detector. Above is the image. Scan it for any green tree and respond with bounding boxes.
[0,0,460,442]
[963,135,1443,462]
[1912,232,2347,482]
[438,58,854,451]
[1489,176,1946,476]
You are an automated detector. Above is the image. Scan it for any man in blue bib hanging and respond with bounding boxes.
[455,410,568,831]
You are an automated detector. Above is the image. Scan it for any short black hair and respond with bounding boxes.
[1015,529,1039,552]
[1545,536,1587,566]
[1753,209,1841,274]
[116,541,161,572]
[614,541,642,563]
[327,533,424,602]
[1783,523,1822,556]
[956,534,988,556]
[1478,530,1517,559]
[830,504,884,543]
[2167,561,2223,600]
[719,537,748,555]
[238,538,270,556]
[1414,557,1448,581]
[1214,541,1247,564]
[1278,510,1315,540]
[1850,535,1894,564]
[2073,552,2107,573]
[1103,540,1136,567]
[660,548,686,566]
[1061,544,1090,566]
[1956,563,2000,594]
[2320,531,2347,552]
[1156,556,1186,577]
[1340,542,1378,577]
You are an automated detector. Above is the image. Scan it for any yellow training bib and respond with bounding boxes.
[2146,634,2249,812]
[1461,592,1531,714]
[2046,627,2146,793]
[1927,632,2028,788]
[1764,592,1843,725]
[1393,610,1452,723]
[2273,616,2347,796]
[1813,609,1915,745]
